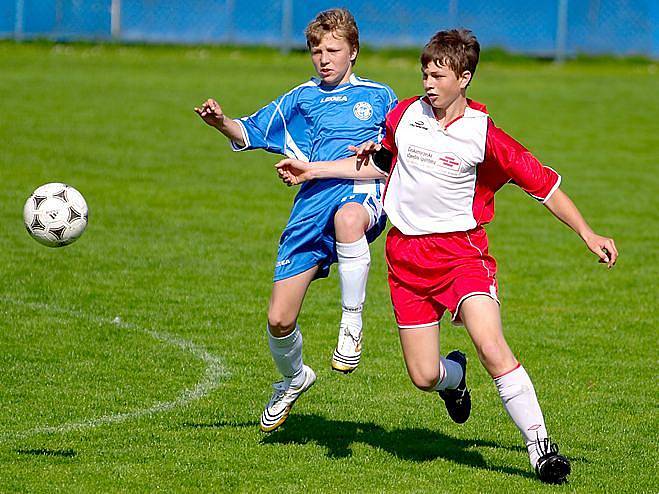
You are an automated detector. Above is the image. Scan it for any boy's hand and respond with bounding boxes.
[275,159,314,186]
[583,232,618,268]
[348,140,381,170]
[194,98,225,128]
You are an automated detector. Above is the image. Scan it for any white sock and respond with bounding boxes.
[336,236,370,329]
[267,324,305,388]
[433,356,464,391]
[494,364,549,467]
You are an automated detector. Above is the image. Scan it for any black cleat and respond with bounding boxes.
[437,350,471,424]
[534,438,571,484]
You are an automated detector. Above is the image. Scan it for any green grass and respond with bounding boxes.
[1,42,657,492]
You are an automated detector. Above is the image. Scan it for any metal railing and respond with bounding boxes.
[2,0,656,59]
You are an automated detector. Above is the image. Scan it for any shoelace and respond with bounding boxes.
[270,381,287,401]
[535,435,558,459]
[271,378,307,401]
[341,324,362,345]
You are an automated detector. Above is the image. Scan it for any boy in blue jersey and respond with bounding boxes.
[195,8,397,432]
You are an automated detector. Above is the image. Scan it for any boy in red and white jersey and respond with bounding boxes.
[275,29,618,484]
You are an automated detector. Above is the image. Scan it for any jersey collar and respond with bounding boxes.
[311,73,357,92]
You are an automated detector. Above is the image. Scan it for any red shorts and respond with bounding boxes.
[385,226,499,327]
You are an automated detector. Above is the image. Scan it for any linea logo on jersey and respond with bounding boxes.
[353,101,373,121]
[321,95,348,103]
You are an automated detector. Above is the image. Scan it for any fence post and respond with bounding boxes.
[449,0,459,28]
[281,0,293,54]
[225,0,235,43]
[111,0,121,39]
[14,0,24,41]
[55,0,63,34]
[555,0,568,63]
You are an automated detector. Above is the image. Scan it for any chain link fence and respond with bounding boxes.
[1,0,657,58]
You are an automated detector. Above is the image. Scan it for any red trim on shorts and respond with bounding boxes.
[493,362,521,380]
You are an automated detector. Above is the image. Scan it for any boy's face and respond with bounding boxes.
[422,60,471,110]
[310,31,357,86]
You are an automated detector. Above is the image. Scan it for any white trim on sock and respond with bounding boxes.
[434,356,463,391]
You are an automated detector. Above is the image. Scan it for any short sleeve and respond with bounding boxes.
[234,90,309,160]
[485,119,561,203]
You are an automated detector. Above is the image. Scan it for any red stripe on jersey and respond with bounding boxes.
[381,97,421,204]
[421,97,488,129]
[444,99,489,129]
[444,114,464,129]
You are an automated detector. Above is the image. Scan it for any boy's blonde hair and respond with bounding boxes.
[421,29,480,83]
[305,8,359,57]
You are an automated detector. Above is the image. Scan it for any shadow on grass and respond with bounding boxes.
[16,448,77,458]
[260,414,534,479]
[181,420,259,429]
[261,415,535,478]
[183,414,587,478]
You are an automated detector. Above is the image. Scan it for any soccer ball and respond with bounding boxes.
[23,183,88,247]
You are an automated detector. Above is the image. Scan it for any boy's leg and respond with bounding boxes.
[261,266,318,433]
[398,323,471,423]
[332,202,371,373]
[457,295,516,376]
[398,323,441,390]
[268,265,319,338]
[386,228,470,421]
[459,295,570,482]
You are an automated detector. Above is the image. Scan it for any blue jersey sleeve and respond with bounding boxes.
[232,86,311,161]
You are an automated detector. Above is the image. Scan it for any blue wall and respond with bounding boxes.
[1,0,657,57]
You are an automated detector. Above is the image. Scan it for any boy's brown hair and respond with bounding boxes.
[305,8,360,57]
[421,29,480,82]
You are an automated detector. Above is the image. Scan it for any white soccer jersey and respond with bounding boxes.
[378,97,561,235]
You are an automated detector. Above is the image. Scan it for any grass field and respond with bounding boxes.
[1,42,657,492]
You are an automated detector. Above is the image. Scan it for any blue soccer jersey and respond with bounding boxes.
[232,74,397,281]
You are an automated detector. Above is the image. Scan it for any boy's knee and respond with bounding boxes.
[409,369,440,392]
[475,340,516,375]
[267,310,296,336]
[476,340,501,359]
[334,204,368,234]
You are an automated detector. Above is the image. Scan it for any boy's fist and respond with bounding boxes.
[195,98,225,128]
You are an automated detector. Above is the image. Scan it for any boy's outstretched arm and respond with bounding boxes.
[544,188,618,268]
[275,140,389,185]
[275,154,385,186]
[194,98,245,148]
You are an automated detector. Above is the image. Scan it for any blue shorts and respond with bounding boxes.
[273,190,386,282]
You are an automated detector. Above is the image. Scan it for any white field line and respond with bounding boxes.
[1,297,230,441]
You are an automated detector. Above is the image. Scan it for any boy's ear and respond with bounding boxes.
[460,70,473,89]
[350,47,358,62]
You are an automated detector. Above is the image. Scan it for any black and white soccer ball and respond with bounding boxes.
[23,182,88,247]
